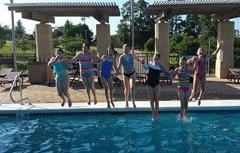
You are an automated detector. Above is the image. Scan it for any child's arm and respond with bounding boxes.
[68,52,81,63]
[48,56,59,67]
[172,68,178,79]
[187,56,196,65]
[160,65,171,79]
[133,53,144,64]
[116,55,123,74]
[92,53,100,63]
[211,41,223,56]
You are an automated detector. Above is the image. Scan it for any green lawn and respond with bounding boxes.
[0,41,35,54]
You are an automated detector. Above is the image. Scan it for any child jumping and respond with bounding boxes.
[172,57,192,118]
[100,47,116,108]
[143,53,170,120]
[117,44,143,108]
[68,43,99,105]
[187,42,222,105]
[48,48,72,107]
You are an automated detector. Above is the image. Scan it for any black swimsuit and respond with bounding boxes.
[123,71,135,78]
[147,67,162,88]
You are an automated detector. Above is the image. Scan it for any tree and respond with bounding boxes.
[183,15,200,38]
[111,35,123,48]
[117,0,154,49]
[134,0,155,49]
[170,33,200,55]
[116,0,131,45]
[15,20,25,38]
[16,34,35,58]
[63,20,93,43]
[144,38,154,52]
[0,25,6,48]
[61,35,84,54]
[234,37,240,67]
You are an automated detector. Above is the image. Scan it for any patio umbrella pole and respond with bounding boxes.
[10,0,17,71]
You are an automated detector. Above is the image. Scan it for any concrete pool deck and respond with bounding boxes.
[0,100,240,116]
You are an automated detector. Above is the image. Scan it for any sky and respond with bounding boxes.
[1,0,240,36]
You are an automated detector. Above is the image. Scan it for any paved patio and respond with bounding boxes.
[0,76,239,105]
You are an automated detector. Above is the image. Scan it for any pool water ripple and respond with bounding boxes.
[0,113,240,153]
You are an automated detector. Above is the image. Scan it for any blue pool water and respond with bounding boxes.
[0,113,240,153]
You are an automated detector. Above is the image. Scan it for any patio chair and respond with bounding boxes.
[0,71,30,104]
[0,68,12,77]
[228,68,240,84]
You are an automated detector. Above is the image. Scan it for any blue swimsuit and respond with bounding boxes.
[101,58,113,80]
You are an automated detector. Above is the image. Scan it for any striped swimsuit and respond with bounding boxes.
[177,66,190,92]
[79,53,94,77]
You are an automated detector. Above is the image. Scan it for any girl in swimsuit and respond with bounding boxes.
[117,44,143,108]
[48,48,72,107]
[143,53,170,120]
[187,42,222,105]
[100,47,116,108]
[68,43,99,105]
[172,57,192,118]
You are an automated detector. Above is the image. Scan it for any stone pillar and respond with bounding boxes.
[35,23,53,61]
[96,23,111,57]
[155,21,170,70]
[216,21,234,79]
[35,23,53,82]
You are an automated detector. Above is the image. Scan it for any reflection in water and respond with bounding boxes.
[0,114,240,153]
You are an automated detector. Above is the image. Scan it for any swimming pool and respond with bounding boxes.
[0,113,240,153]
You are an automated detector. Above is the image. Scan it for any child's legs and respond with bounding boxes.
[101,77,109,102]
[107,76,114,104]
[198,77,206,100]
[123,75,130,106]
[147,86,155,117]
[82,76,91,102]
[178,89,186,117]
[90,76,97,103]
[129,73,136,105]
[56,79,65,101]
[62,78,70,99]
[184,90,190,116]
[153,85,160,116]
[190,77,199,100]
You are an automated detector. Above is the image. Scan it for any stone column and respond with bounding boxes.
[35,23,53,82]
[35,23,53,61]
[216,21,234,79]
[96,23,111,57]
[155,21,170,70]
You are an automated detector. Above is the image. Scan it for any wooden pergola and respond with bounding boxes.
[145,0,240,20]
[144,0,240,79]
[6,2,120,82]
[7,2,120,23]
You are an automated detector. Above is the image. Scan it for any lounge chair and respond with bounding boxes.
[0,68,12,77]
[228,68,240,84]
[0,72,30,104]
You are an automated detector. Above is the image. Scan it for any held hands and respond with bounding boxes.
[140,57,145,64]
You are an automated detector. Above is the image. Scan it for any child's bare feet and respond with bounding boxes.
[88,101,91,105]
[107,102,111,108]
[198,99,201,106]
[111,102,115,108]
[61,99,65,107]
[94,98,97,105]
[133,103,136,108]
[68,98,72,107]
[126,102,129,108]
[189,97,196,102]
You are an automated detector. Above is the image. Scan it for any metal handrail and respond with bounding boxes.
[9,75,31,105]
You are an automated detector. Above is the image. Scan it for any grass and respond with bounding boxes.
[0,41,35,54]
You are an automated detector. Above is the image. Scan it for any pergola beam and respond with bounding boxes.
[22,11,55,23]
[6,2,120,23]
[145,0,240,20]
